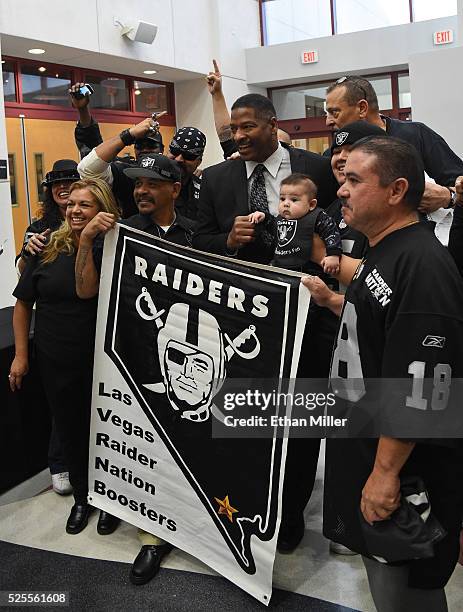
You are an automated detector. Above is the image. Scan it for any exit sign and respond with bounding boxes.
[433,30,453,45]
[301,50,318,64]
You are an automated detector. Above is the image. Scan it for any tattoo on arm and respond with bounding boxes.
[218,125,232,142]
[76,246,91,289]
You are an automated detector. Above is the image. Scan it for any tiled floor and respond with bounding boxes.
[1,448,462,611]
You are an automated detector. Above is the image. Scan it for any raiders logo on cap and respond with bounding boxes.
[335,131,349,146]
[141,157,155,169]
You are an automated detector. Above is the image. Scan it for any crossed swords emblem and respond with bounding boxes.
[135,287,261,361]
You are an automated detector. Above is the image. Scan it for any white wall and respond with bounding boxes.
[0,40,19,308]
[175,76,266,169]
[409,44,463,159]
[271,90,307,120]
[173,0,263,169]
[0,0,260,80]
[246,16,458,86]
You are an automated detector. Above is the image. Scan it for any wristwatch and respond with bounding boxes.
[119,128,136,146]
[444,187,457,209]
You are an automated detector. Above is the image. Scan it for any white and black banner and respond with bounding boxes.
[88,224,309,604]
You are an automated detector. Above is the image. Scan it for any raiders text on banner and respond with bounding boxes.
[88,224,310,604]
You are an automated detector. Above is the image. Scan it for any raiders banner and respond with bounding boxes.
[88,224,309,604]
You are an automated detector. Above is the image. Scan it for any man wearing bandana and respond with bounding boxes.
[77,114,205,221]
[167,126,206,220]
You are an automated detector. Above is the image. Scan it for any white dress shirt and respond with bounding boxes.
[245,144,291,216]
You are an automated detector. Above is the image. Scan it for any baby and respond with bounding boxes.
[250,173,342,275]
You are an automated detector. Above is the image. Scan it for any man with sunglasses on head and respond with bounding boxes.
[77,114,165,218]
[166,127,206,220]
[325,75,463,214]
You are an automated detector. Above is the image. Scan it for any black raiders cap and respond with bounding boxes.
[123,153,181,182]
[331,120,387,154]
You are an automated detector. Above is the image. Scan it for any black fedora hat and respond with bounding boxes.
[42,159,80,187]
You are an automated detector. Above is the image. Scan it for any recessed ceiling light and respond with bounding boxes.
[143,69,157,75]
[28,48,46,55]
[38,66,46,72]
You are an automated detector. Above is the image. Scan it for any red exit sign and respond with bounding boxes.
[301,50,318,64]
[433,30,453,45]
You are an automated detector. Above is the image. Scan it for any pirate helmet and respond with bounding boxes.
[157,303,227,422]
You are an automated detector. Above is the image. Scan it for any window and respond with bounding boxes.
[272,84,327,120]
[367,76,392,110]
[272,74,394,120]
[8,154,17,206]
[335,0,410,34]
[134,80,168,114]
[21,64,71,106]
[2,60,17,102]
[412,0,457,22]
[86,74,129,110]
[292,135,330,155]
[398,74,411,108]
[262,0,331,45]
[260,0,457,44]
[35,153,45,202]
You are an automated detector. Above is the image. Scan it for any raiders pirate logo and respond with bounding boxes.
[135,289,261,423]
[277,219,297,247]
[335,131,349,146]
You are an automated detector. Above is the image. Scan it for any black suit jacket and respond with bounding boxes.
[193,145,337,264]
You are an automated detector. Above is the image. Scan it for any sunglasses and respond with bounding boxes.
[336,76,369,101]
[169,145,201,161]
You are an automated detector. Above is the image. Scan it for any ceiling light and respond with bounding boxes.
[38,66,46,72]
[143,69,157,75]
[55,73,59,77]
[1,60,5,64]
[134,89,141,95]
[28,48,46,55]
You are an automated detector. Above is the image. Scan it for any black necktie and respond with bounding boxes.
[249,164,275,248]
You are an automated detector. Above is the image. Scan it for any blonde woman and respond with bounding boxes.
[9,178,120,535]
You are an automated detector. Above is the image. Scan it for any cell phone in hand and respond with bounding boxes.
[71,84,94,99]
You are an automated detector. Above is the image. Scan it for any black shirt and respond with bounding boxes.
[384,115,463,187]
[119,212,195,247]
[324,116,463,188]
[324,223,463,573]
[174,175,202,220]
[74,118,103,158]
[17,216,63,262]
[220,138,238,160]
[448,204,463,276]
[13,251,99,363]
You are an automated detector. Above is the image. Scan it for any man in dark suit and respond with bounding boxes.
[193,94,337,553]
[193,94,336,263]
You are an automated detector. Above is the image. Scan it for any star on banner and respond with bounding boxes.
[214,495,238,523]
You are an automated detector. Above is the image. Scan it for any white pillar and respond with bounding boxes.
[458,0,463,44]
[0,36,18,308]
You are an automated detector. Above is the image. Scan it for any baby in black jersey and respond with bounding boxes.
[250,173,342,275]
